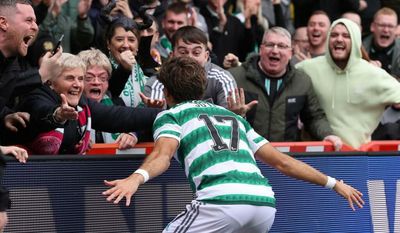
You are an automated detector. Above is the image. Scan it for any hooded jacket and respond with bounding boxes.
[229,55,333,142]
[296,18,400,148]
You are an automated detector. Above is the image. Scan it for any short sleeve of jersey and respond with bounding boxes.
[242,119,269,153]
[153,111,182,142]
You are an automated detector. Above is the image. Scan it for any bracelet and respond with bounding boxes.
[324,176,337,189]
[134,169,150,183]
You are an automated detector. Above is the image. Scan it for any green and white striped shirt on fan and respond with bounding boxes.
[153,100,275,207]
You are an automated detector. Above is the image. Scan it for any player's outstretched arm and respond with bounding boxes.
[102,137,178,206]
[255,143,364,211]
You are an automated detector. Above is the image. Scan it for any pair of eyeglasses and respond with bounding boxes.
[262,42,291,50]
[84,76,109,83]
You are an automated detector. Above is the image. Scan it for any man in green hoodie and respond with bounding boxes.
[296,18,400,149]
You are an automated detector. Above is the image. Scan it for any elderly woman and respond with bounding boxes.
[78,48,138,149]
[14,53,159,155]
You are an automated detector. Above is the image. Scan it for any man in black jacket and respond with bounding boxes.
[0,1,61,229]
[0,0,62,135]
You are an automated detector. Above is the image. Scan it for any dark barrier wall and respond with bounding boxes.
[2,152,399,232]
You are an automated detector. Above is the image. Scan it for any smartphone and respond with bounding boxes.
[52,34,64,55]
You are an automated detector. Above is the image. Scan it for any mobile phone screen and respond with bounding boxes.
[52,34,64,55]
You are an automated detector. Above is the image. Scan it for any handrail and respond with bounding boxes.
[86,142,155,155]
[85,141,356,155]
[359,140,400,152]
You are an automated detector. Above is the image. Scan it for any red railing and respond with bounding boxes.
[359,140,400,152]
[85,141,358,155]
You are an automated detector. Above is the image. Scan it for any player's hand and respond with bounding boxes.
[4,112,30,132]
[333,179,364,211]
[116,133,138,150]
[227,88,258,117]
[103,176,141,206]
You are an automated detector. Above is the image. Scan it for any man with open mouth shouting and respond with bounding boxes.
[363,7,400,79]
[0,0,61,231]
[296,18,400,149]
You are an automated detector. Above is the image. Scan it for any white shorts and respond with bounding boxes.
[163,200,276,233]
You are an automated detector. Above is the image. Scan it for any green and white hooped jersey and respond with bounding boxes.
[153,100,275,207]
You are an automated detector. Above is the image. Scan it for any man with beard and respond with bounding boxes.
[296,18,400,149]
[363,7,400,79]
[0,0,61,230]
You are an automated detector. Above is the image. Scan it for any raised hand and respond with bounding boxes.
[39,46,63,83]
[216,0,227,31]
[78,0,93,19]
[227,88,258,117]
[223,53,240,69]
[119,50,136,70]
[111,0,133,19]
[293,44,312,62]
[139,92,166,108]
[53,94,78,122]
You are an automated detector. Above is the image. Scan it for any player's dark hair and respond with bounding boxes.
[158,56,206,103]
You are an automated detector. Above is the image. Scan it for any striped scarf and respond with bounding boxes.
[110,57,148,108]
[27,105,92,155]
